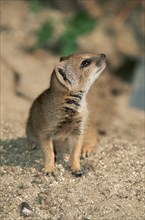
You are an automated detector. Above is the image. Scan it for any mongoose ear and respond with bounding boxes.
[55,66,71,90]
[60,55,70,61]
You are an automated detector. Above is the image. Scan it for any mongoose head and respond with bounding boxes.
[55,53,106,93]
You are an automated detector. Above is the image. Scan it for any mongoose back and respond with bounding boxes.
[26,53,106,176]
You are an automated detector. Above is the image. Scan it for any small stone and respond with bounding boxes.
[19,202,33,217]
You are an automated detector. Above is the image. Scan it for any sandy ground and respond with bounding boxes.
[0,1,145,220]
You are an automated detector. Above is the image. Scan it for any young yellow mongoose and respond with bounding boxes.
[26,53,106,176]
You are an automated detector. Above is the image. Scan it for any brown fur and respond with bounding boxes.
[26,53,106,174]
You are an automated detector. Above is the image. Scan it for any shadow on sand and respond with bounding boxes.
[0,137,70,171]
[0,137,42,169]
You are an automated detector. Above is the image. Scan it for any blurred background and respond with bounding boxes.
[1,0,144,140]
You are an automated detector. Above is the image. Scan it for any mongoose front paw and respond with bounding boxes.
[70,161,83,177]
[71,170,83,177]
[42,164,55,176]
[44,171,56,177]
[81,145,96,158]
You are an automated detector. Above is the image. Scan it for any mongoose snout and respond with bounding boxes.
[100,53,106,59]
[95,53,106,68]
[26,53,106,176]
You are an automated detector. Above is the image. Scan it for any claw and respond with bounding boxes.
[71,170,83,177]
[42,166,55,177]
[44,171,56,177]
[81,146,96,158]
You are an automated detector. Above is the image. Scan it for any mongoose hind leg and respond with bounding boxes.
[81,122,97,158]
[54,139,70,162]
[27,137,38,150]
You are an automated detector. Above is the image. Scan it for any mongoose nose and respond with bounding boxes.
[100,54,106,59]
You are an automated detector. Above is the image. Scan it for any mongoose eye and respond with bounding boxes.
[80,59,92,68]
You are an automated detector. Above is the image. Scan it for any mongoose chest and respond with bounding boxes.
[54,91,86,139]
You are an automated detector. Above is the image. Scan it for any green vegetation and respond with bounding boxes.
[29,0,42,13]
[31,10,96,55]
[35,21,54,48]
[58,11,96,55]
